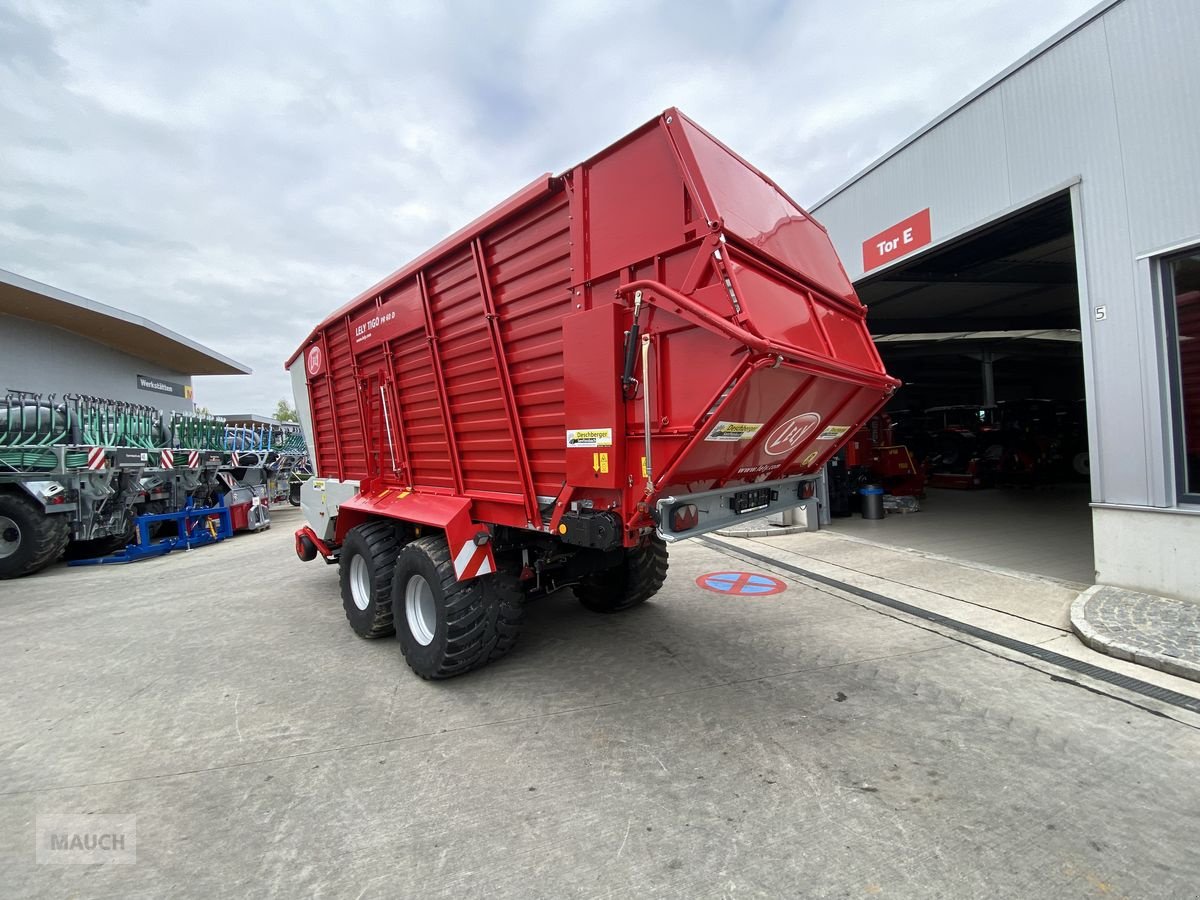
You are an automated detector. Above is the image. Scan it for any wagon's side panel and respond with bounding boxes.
[326,323,368,479]
[304,336,340,478]
[390,294,454,492]
[424,248,519,509]
[302,187,575,531]
[480,191,574,503]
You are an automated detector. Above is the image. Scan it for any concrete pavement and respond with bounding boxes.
[2,508,1199,898]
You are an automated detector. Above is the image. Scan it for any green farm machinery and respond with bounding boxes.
[0,391,308,578]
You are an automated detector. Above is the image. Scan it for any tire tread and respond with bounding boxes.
[340,520,402,638]
[397,535,523,679]
[574,536,669,613]
[0,492,70,579]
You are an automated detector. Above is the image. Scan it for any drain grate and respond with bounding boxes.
[699,537,1200,715]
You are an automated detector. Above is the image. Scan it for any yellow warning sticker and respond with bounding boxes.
[591,452,610,474]
[705,421,764,442]
[641,456,648,478]
[567,428,613,448]
[816,425,851,441]
[801,450,819,466]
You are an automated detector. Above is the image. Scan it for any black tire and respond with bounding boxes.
[573,535,669,613]
[297,534,318,562]
[339,521,402,638]
[391,535,524,679]
[0,491,71,579]
[288,482,301,507]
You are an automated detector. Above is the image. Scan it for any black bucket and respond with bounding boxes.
[860,485,885,520]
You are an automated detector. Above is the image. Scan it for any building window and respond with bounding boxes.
[1165,251,1200,502]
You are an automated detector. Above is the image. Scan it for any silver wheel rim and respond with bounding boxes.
[0,516,19,560]
[349,554,371,611]
[405,574,437,646]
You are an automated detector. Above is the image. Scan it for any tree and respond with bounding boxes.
[275,398,299,422]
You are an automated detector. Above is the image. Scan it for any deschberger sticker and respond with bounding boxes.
[705,421,763,442]
[816,425,851,440]
[567,428,613,448]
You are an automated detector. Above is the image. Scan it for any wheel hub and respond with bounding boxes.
[0,516,20,560]
[405,574,437,646]
[349,554,371,611]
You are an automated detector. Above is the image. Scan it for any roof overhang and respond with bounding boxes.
[0,268,252,377]
[873,329,1082,344]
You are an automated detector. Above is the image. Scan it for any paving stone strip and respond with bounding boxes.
[1071,585,1200,682]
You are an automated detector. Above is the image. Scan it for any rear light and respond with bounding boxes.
[672,503,699,532]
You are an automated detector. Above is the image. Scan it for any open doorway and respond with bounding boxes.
[828,192,1095,584]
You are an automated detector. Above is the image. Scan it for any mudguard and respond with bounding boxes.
[335,489,496,581]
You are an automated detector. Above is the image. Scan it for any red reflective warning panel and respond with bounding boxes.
[696,571,787,596]
[862,208,931,272]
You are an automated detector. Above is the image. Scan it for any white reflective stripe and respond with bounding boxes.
[476,554,493,576]
[454,541,476,578]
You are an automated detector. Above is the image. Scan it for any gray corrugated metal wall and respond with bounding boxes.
[1,314,195,413]
[812,0,1200,511]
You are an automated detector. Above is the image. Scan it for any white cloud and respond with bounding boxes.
[0,0,1097,413]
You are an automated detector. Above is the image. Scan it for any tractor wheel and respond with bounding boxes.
[391,535,524,679]
[0,491,71,579]
[573,535,669,613]
[339,521,402,638]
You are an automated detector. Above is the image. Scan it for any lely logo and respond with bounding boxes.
[306,345,323,377]
[763,413,821,456]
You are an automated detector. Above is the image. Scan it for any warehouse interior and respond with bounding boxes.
[828,192,1096,584]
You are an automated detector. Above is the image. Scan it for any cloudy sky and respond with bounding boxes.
[1,0,1098,415]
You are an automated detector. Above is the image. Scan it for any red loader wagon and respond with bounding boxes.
[287,108,899,679]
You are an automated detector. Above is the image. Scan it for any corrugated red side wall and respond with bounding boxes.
[305,188,574,526]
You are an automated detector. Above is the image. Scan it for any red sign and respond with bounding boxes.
[862,208,931,272]
[349,299,406,353]
[764,412,821,457]
[305,344,324,378]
